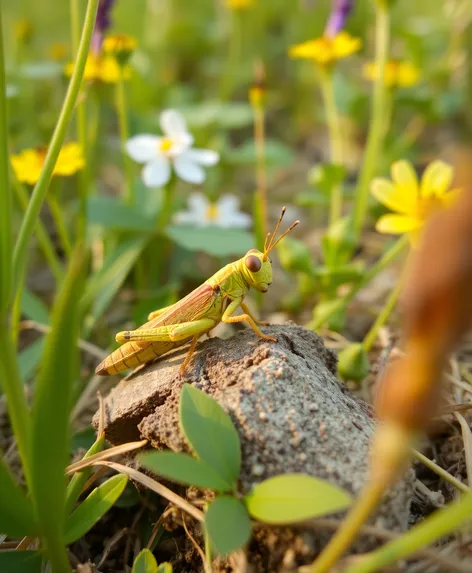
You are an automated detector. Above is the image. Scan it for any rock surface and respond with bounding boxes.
[93,323,414,570]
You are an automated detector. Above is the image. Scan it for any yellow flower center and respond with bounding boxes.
[159,138,173,153]
[206,204,219,221]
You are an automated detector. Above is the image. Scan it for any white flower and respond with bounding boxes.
[126,109,219,188]
[174,193,252,229]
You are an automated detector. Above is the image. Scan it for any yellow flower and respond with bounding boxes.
[102,34,137,65]
[225,0,253,8]
[15,19,33,43]
[363,60,419,88]
[11,142,84,185]
[289,32,361,67]
[49,42,69,62]
[65,53,131,84]
[371,160,461,244]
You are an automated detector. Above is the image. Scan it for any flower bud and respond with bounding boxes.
[337,343,370,382]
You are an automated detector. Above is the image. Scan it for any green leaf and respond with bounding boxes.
[180,101,253,129]
[0,551,42,573]
[87,196,155,232]
[205,496,251,555]
[157,564,173,573]
[64,474,128,544]
[21,289,49,324]
[141,451,233,492]
[82,237,148,335]
[132,549,158,573]
[30,246,86,547]
[227,139,295,167]
[179,384,241,486]
[277,237,315,275]
[167,226,253,257]
[245,474,351,524]
[65,433,106,515]
[18,339,44,382]
[0,457,38,537]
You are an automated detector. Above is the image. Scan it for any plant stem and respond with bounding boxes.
[12,0,99,297]
[220,9,242,101]
[362,270,404,352]
[253,100,268,249]
[319,67,344,226]
[12,178,64,282]
[313,235,408,329]
[0,11,12,314]
[345,492,472,573]
[413,449,470,494]
[351,1,391,242]
[115,75,135,205]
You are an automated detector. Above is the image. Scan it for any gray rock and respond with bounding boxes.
[93,323,414,570]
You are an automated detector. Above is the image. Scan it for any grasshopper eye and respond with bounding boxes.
[245,255,262,273]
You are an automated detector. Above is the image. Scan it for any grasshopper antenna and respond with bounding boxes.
[263,207,300,260]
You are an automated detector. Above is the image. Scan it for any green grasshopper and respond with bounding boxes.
[96,208,299,377]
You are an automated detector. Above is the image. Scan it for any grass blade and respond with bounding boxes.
[64,474,128,544]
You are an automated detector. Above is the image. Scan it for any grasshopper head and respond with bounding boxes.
[242,207,299,294]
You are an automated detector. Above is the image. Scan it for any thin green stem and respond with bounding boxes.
[48,194,73,257]
[220,10,242,101]
[362,270,403,352]
[253,102,268,250]
[319,68,344,226]
[413,449,470,494]
[313,235,408,329]
[12,178,64,282]
[0,11,12,313]
[12,0,99,297]
[115,76,135,205]
[345,492,472,573]
[351,2,390,241]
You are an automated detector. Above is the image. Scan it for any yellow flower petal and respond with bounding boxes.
[397,62,419,87]
[441,188,462,209]
[371,177,416,215]
[420,160,453,198]
[376,214,422,235]
[332,32,362,59]
[391,160,419,194]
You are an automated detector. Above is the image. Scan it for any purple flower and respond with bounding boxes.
[325,0,354,37]
[91,0,116,54]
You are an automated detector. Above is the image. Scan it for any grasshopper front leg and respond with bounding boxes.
[116,318,216,376]
[222,298,276,342]
[240,302,270,326]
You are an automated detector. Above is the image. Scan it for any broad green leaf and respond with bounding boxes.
[87,196,155,232]
[245,474,351,524]
[141,451,233,492]
[167,226,253,257]
[64,474,128,544]
[0,550,42,572]
[82,237,148,335]
[19,339,44,382]
[157,564,173,573]
[179,384,240,486]
[21,289,49,324]
[30,247,86,549]
[65,434,106,515]
[132,549,158,573]
[0,457,38,537]
[205,496,251,555]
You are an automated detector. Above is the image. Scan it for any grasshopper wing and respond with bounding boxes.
[96,283,218,375]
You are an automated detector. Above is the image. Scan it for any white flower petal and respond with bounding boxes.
[221,212,252,229]
[173,155,205,184]
[160,109,189,138]
[217,194,240,216]
[185,148,220,166]
[187,192,210,216]
[173,211,200,225]
[142,156,171,188]
[126,135,159,163]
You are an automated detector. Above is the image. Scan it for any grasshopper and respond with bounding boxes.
[96,208,299,377]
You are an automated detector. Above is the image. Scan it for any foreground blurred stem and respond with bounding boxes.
[351,1,391,242]
[345,491,472,573]
[13,0,99,295]
[319,68,344,226]
[311,423,411,573]
[115,75,135,205]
